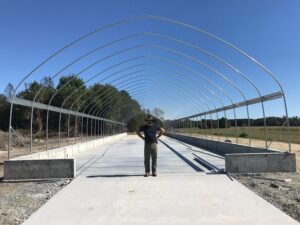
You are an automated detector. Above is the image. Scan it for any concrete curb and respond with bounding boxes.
[225,152,296,173]
[4,159,75,180]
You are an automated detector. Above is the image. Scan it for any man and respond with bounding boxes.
[136,115,165,177]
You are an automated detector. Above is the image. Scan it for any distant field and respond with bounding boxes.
[174,126,300,144]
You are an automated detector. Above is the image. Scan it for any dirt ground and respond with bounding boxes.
[0,179,71,225]
[233,173,300,223]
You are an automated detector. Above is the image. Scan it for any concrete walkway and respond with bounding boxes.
[23,135,299,225]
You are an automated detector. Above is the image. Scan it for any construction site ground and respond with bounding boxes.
[0,133,299,224]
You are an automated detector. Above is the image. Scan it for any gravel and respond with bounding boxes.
[233,173,300,223]
[0,179,71,225]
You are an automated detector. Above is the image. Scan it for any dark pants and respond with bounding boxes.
[144,142,157,173]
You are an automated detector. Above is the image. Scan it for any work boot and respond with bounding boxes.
[144,172,150,177]
[152,172,157,177]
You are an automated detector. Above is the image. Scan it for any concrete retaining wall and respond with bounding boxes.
[15,133,127,160]
[4,133,127,180]
[225,153,296,173]
[165,132,276,155]
[166,132,296,173]
[4,159,75,180]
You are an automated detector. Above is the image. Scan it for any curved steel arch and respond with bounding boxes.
[38,47,253,151]
[8,15,291,157]
[72,78,205,144]
[99,90,211,139]
[40,47,244,149]
[46,43,246,110]
[65,77,146,144]
[93,81,212,137]
[11,15,286,96]
[89,73,221,140]
[61,54,241,141]
[31,30,267,146]
[91,79,206,121]
[72,62,227,125]
[67,67,223,142]
[86,88,199,140]
[99,87,200,124]
[94,77,209,120]
[32,31,268,111]
[74,66,223,120]
[49,45,241,125]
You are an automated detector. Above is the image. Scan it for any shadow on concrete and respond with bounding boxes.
[159,140,203,172]
[167,138,225,159]
[86,174,144,178]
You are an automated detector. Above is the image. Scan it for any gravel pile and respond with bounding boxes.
[0,179,71,225]
[233,173,300,223]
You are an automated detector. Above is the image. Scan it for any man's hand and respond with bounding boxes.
[136,130,145,140]
[157,128,165,139]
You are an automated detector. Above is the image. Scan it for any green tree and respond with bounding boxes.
[5,83,14,99]
[52,75,86,133]
[219,117,231,128]
[17,78,56,133]
[127,113,147,132]
[0,94,10,130]
[53,75,86,108]
[117,91,142,122]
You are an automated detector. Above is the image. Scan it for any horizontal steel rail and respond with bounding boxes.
[11,97,125,125]
[179,91,283,120]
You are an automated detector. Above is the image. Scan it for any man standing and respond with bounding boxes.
[136,115,165,177]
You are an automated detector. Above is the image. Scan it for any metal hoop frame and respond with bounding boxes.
[7,15,291,159]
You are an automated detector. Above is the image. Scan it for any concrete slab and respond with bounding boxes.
[22,136,299,225]
[76,136,198,176]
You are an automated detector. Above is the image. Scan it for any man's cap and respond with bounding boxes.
[144,115,155,121]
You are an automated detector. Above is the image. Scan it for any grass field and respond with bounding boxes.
[173,126,300,144]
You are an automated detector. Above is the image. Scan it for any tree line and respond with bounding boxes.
[1,75,298,134]
[0,75,145,134]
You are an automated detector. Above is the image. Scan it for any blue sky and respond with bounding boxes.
[0,0,299,119]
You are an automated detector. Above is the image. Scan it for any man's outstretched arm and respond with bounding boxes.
[157,128,165,139]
